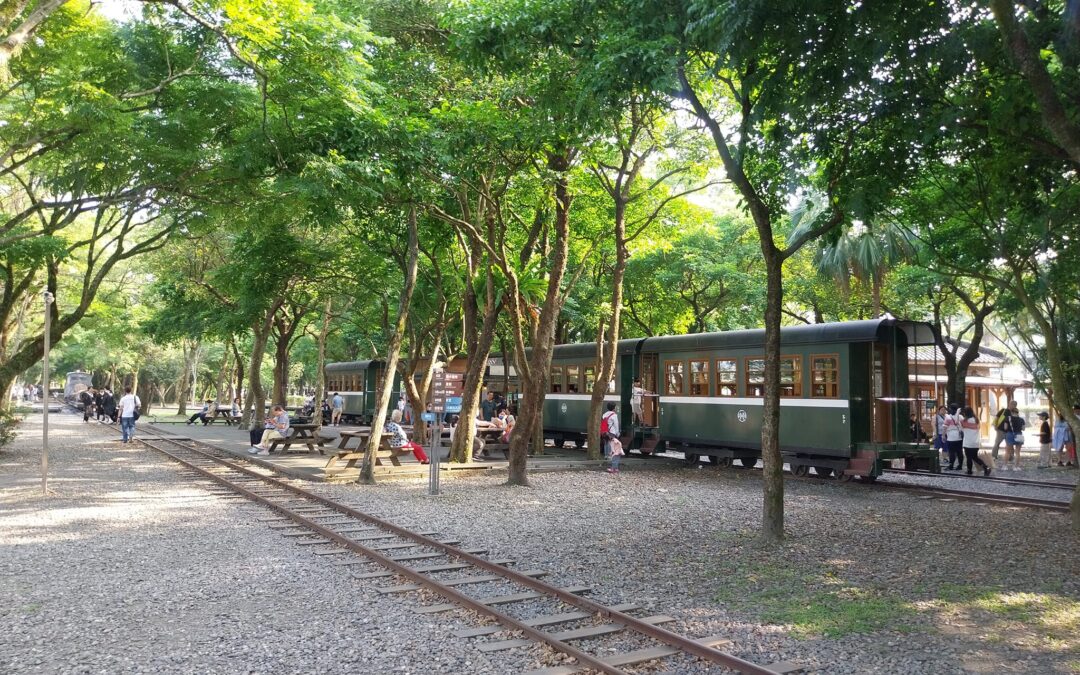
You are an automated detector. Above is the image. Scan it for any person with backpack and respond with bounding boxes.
[991,403,1014,461]
[600,402,622,474]
[1004,403,1026,470]
[960,406,991,476]
[942,404,964,470]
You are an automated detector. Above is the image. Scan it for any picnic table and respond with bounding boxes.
[474,427,509,459]
[205,409,236,426]
[266,423,329,455]
[324,430,414,472]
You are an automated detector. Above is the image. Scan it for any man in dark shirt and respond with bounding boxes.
[481,391,496,422]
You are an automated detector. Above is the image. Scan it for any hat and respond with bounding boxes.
[1038,411,1049,419]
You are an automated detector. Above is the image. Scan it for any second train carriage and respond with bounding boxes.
[538,319,939,479]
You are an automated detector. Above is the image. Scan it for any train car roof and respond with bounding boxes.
[325,360,379,371]
[641,319,935,353]
[552,338,646,360]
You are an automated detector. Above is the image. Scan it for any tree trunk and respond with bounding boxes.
[176,339,198,414]
[272,325,290,404]
[450,258,499,464]
[241,301,281,429]
[588,201,628,460]
[231,338,246,403]
[214,350,231,402]
[506,153,574,486]
[760,254,785,543]
[360,207,420,485]
[989,0,1080,169]
[313,297,332,435]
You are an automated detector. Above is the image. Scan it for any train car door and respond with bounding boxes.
[640,354,659,427]
[872,344,892,443]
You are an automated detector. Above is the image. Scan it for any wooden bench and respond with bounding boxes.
[266,424,329,455]
[205,409,235,426]
[325,434,413,472]
[476,428,510,459]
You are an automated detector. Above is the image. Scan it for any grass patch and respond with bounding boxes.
[712,560,917,638]
[931,583,1080,654]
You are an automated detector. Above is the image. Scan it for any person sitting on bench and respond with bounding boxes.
[385,409,429,464]
[249,405,290,456]
[187,399,213,425]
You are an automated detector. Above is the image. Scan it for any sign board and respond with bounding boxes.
[421,412,435,423]
[429,368,465,414]
[445,396,462,414]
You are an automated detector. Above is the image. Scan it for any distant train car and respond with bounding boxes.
[324,361,393,425]
[64,371,93,405]
[539,319,939,480]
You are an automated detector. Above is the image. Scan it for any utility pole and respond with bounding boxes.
[42,290,54,496]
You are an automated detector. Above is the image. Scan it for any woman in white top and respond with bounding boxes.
[942,405,964,471]
[960,406,990,476]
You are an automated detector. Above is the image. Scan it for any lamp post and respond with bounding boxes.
[41,290,54,496]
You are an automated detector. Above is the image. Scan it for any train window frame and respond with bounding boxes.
[550,365,564,393]
[565,364,581,393]
[583,366,595,393]
[779,355,802,398]
[715,358,738,397]
[688,359,709,396]
[664,360,685,395]
[745,357,765,397]
[810,353,840,398]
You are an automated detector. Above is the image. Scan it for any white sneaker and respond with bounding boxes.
[249,446,260,454]
[256,449,269,456]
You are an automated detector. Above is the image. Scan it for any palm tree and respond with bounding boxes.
[814,221,914,318]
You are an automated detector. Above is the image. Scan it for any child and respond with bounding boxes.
[1037,411,1052,469]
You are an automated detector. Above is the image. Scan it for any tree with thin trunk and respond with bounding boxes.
[359,206,421,485]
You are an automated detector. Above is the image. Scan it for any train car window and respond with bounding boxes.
[583,366,595,393]
[811,355,839,398]
[550,366,563,393]
[664,360,684,395]
[716,359,737,396]
[745,358,765,396]
[565,365,581,393]
[689,359,709,396]
[779,356,802,397]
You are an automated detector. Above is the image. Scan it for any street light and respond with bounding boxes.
[42,290,54,496]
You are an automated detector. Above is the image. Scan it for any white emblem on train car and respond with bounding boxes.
[560,403,568,413]
[737,409,748,423]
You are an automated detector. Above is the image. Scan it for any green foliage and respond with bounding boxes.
[0,408,20,450]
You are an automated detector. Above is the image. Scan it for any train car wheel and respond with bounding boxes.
[575,438,585,449]
[792,464,809,477]
[814,466,834,478]
[836,471,854,482]
[708,456,731,467]
[684,453,700,466]
[863,474,878,483]
[738,457,757,468]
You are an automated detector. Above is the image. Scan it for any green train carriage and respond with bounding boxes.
[541,319,939,479]
[324,360,401,425]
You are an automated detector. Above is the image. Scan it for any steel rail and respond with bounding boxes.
[877,480,1070,512]
[883,468,1076,491]
[141,436,778,675]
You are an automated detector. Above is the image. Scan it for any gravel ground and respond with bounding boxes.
[0,414,528,674]
[4,414,1079,674]
[877,470,1077,503]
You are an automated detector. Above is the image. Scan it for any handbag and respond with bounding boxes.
[1013,433,1024,445]
[133,408,140,420]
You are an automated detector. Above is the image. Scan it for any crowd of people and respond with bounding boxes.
[925,399,1079,473]
[78,387,118,424]
[10,383,41,403]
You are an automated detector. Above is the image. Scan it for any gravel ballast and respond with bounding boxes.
[3,413,1079,674]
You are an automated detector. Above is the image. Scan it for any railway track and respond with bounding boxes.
[872,479,1071,513]
[882,467,1076,491]
[136,434,797,675]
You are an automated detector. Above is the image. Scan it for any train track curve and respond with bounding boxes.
[136,434,797,675]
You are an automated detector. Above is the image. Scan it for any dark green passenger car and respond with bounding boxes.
[324,360,401,425]
[541,319,939,479]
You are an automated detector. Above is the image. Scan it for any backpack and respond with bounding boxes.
[994,410,1010,432]
[600,411,615,437]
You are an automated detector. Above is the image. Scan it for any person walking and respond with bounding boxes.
[384,409,429,464]
[943,404,964,470]
[601,402,622,474]
[117,387,140,443]
[79,388,94,423]
[101,389,117,423]
[960,406,991,476]
[249,405,290,456]
[1004,403,1026,471]
[330,392,344,426]
[1036,411,1052,469]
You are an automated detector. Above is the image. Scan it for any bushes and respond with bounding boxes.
[0,408,21,449]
